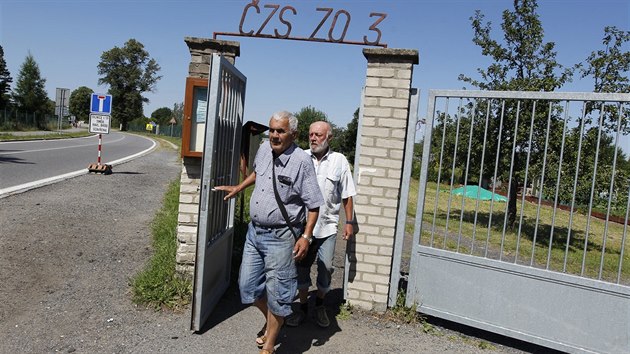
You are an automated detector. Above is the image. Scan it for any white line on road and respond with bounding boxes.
[0,135,125,155]
[0,136,157,199]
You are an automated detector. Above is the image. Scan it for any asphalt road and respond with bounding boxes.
[0,132,155,197]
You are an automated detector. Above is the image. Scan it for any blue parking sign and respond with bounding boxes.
[90,93,112,114]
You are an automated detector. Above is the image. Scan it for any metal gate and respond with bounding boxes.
[400,90,630,353]
[191,54,246,331]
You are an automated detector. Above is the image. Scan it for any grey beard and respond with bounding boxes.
[311,142,329,154]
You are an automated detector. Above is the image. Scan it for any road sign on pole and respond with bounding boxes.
[90,93,113,114]
[87,94,113,175]
[89,113,110,134]
[55,88,71,131]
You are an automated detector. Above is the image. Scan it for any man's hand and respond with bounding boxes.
[293,237,309,260]
[214,172,256,201]
[343,223,354,240]
[213,185,240,201]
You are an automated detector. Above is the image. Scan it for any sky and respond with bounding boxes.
[1,0,629,132]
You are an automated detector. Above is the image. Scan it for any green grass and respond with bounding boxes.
[406,179,630,283]
[388,290,420,324]
[0,131,92,141]
[131,179,192,311]
[336,302,354,321]
[125,130,182,152]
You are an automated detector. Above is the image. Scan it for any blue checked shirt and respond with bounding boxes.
[249,142,324,226]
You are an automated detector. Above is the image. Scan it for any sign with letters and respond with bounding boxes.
[90,93,113,114]
[89,113,110,134]
[213,1,388,47]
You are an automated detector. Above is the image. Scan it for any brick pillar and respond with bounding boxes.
[176,37,240,276]
[346,48,419,311]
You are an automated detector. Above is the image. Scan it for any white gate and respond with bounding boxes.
[191,54,246,331]
[401,90,630,353]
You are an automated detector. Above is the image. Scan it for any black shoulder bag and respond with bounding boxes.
[272,159,300,239]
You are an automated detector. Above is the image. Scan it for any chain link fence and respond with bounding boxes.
[127,122,182,138]
[0,107,69,131]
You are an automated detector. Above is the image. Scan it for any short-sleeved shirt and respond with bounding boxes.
[306,149,357,238]
[250,142,324,226]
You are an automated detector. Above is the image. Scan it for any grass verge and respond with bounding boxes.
[131,179,192,311]
[0,131,91,141]
[124,130,182,152]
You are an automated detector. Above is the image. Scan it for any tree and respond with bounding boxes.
[337,108,359,165]
[97,39,161,131]
[579,26,630,132]
[558,127,630,210]
[328,124,345,156]
[581,26,630,95]
[294,106,328,149]
[456,0,573,185]
[561,26,630,209]
[69,86,94,123]
[0,45,12,109]
[13,53,50,128]
[172,102,183,124]
[151,107,173,126]
[459,0,572,92]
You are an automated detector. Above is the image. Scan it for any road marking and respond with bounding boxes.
[0,135,125,155]
[0,137,157,199]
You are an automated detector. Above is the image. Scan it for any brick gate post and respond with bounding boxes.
[176,37,240,276]
[346,48,418,311]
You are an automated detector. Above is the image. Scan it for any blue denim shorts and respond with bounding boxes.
[238,222,300,317]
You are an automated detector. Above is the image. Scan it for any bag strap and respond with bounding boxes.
[272,158,299,239]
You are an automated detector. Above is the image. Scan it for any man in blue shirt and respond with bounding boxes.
[216,111,323,354]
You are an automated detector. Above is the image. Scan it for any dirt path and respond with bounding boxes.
[0,140,543,353]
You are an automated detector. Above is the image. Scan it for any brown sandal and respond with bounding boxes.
[256,323,267,348]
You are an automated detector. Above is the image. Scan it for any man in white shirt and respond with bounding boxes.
[286,121,357,328]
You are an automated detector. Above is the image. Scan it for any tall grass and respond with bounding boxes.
[131,180,192,310]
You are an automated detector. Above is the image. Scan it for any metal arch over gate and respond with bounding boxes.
[400,90,630,353]
[191,54,246,331]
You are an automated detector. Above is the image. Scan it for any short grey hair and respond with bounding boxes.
[310,121,333,139]
[271,111,298,134]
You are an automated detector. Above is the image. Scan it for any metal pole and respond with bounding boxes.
[98,133,102,165]
[59,89,65,131]
[57,91,61,131]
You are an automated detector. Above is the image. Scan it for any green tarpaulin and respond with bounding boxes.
[451,185,507,202]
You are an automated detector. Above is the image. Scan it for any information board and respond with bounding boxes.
[89,113,111,134]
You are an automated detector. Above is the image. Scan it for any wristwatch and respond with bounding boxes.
[301,234,312,245]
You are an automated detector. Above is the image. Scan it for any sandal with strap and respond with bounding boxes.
[259,349,275,354]
[256,323,267,349]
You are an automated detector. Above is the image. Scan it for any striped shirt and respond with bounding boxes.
[250,142,324,226]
